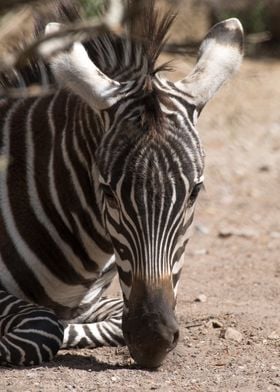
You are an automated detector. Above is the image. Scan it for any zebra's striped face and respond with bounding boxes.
[97,86,204,367]
[98,81,204,297]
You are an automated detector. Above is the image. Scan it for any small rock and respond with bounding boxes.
[268,331,280,340]
[207,319,223,329]
[218,229,233,238]
[259,164,270,172]
[220,327,243,343]
[195,294,207,303]
[195,224,209,235]
[270,231,280,239]
[192,249,208,256]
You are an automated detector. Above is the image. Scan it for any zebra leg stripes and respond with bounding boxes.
[0,290,124,365]
[62,297,124,348]
[0,289,64,366]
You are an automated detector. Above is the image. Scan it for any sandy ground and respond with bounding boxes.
[0,57,280,391]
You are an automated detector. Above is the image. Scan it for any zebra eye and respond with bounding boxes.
[187,182,203,207]
[101,184,118,209]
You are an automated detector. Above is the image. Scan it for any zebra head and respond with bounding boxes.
[47,15,243,367]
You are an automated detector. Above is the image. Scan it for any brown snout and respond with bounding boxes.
[122,279,179,368]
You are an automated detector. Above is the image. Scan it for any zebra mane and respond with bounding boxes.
[0,0,176,129]
[65,0,175,83]
[87,0,176,133]
[125,0,176,77]
[93,0,176,133]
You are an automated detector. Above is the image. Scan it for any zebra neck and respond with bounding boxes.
[20,91,112,269]
[40,90,113,258]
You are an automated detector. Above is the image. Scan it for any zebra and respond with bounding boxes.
[0,0,244,368]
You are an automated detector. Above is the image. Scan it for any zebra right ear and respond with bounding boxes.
[175,18,244,113]
[43,22,122,110]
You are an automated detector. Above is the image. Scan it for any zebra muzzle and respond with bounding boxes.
[122,280,179,368]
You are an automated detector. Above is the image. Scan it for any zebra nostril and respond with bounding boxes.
[172,330,179,346]
[166,329,179,352]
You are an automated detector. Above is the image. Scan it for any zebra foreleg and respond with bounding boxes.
[0,290,64,366]
[62,297,125,348]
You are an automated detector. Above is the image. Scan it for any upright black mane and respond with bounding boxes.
[0,0,176,89]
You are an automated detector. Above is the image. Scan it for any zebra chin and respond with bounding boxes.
[122,278,179,368]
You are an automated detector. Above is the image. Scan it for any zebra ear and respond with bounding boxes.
[175,18,244,112]
[44,23,122,110]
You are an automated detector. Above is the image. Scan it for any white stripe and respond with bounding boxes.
[26,98,98,280]
[48,92,72,230]
[1,334,26,365]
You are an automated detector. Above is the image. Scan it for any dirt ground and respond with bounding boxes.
[0,55,279,391]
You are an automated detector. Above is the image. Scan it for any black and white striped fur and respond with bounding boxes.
[0,0,243,367]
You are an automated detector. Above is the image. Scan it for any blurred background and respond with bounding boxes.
[1,0,280,62]
[79,0,280,56]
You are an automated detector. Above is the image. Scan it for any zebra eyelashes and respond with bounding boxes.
[187,182,204,208]
[100,184,119,209]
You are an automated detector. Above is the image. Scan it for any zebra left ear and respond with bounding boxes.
[44,23,122,110]
[175,18,244,112]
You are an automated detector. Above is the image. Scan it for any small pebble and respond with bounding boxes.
[195,224,209,235]
[192,249,208,256]
[218,229,232,238]
[207,319,223,329]
[195,294,207,303]
[268,331,280,340]
[270,231,280,239]
[220,327,243,342]
[259,164,270,172]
